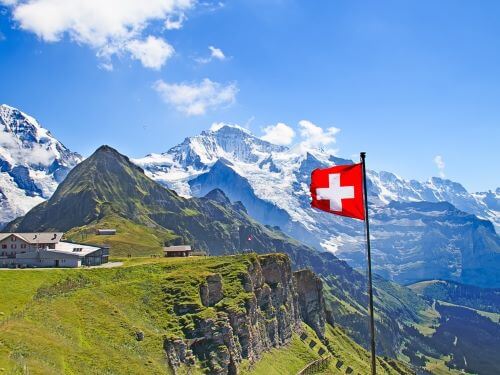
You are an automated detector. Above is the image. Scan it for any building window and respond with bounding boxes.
[11,237,16,242]
[11,245,16,249]
[1,245,6,249]
[21,244,26,249]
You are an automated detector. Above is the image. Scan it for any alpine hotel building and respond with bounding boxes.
[0,233,109,268]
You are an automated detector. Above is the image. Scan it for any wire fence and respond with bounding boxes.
[296,355,332,375]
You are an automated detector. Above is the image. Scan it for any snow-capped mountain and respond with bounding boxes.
[135,124,499,231]
[0,104,82,226]
[135,124,500,287]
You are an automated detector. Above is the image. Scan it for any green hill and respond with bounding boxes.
[0,254,413,374]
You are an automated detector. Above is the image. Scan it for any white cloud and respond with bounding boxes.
[126,36,174,69]
[98,61,114,71]
[197,45,227,64]
[261,123,295,145]
[434,155,446,178]
[0,132,55,166]
[153,78,238,116]
[209,46,225,60]
[298,120,340,151]
[210,122,250,133]
[165,13,186,30]
[210,122,226,132]
[3,0,193,69]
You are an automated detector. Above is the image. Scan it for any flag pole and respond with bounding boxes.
[360,152,376,375]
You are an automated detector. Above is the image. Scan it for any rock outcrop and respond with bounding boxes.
[200,274,224,307]
[293,269,327,339]
[164,254,328,374]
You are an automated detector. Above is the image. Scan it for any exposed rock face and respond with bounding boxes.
[164,255,327,374]
[200,274,224,307]
[293,269,327,339]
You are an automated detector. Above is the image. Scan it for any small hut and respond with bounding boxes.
[163,245,192,258]
[96,229,116,235]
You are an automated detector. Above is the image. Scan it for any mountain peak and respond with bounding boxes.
[204,188,231,205]
[88,145,145,175]
[93,144,125,158]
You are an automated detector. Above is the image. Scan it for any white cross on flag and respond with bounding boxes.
[310,163,365,220]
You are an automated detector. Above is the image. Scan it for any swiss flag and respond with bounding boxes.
[310,163,365,220]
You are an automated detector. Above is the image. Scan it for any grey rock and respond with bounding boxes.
[200,274,224,307]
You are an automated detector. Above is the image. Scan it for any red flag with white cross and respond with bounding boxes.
[311,154,377,374]
[310,163,365,220]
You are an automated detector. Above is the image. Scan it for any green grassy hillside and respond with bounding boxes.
[64,214,177,256]
[0,255,412,375]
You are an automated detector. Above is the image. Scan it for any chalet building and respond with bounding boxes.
[163,245,192,258]
[0,233,109,268]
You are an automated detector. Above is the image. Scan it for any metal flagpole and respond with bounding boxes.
[360,152,376,375]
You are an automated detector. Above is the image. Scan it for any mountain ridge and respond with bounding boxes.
[135,124,500,287]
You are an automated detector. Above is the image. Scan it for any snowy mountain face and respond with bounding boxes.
[135,124,500,287]
[0,104,82,227]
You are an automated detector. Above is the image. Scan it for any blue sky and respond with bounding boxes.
[0,0,499,192]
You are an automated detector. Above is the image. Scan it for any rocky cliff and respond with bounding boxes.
[164,254,327,374]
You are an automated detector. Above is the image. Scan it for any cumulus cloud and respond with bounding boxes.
[126,36,174,69]
[153,78,238,116]
[197,45,226,64]
[257,120,341,152]
[261,123,295,146]
[2,0,193,69]
[298,120,340,151]
[210,122,250,133]
[434,155,446,177]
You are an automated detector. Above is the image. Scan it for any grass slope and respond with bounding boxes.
[0,255,258,374]
[0,255,412,375]
[64,214,177,256]
[242,323,413,375]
